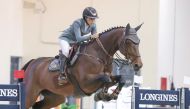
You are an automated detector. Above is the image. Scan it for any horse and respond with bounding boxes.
[23,23,143,109]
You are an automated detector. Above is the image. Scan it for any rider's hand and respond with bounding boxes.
[90,33,99,39]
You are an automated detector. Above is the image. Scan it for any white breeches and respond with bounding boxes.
[59,39,71,57]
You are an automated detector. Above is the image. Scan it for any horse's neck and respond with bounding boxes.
[100,29,123,56]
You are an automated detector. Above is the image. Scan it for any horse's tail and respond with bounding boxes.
[21,59,35,71]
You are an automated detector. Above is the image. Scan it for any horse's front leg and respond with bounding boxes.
[103,75,122,91]
[109,75,126,100]
[94,75,125,101]
[109,82,125,100]
[94,84,114,102]
[94,75,121,101]
[96,82,125,101]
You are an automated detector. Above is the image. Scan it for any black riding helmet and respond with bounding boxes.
[82,7,98,19]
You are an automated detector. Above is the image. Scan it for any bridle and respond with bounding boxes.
[95,31,141,65]
[120,38,141,64]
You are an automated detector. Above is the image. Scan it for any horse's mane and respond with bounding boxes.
[99,26,125,36]
[80,26,125,45]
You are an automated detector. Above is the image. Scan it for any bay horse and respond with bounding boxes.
[23,23,143,109]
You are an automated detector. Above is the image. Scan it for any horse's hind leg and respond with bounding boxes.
[32,91,66,109]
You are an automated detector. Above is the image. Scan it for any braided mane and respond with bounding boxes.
[99,26,125,36]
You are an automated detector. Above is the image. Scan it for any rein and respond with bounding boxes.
[96,38,112,58]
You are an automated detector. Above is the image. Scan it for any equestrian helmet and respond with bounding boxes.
[83,7,98,19]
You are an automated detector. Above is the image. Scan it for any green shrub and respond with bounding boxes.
[61,103,77,109]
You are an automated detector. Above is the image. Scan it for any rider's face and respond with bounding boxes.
[86,17,96,26]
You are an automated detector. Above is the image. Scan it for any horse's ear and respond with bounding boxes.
[135,23,144,31]
[126,23,130,33]
[126,23,130,30]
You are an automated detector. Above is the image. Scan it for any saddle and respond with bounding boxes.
[48,44,80,72]
[48,39,93,72]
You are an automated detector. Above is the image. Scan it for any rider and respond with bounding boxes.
[58,7,99,85]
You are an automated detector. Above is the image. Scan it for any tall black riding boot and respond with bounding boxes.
[58,51,68,85]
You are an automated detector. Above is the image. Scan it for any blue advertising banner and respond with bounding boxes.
[135,87,180,106]
[185,88,190,108]
[0,84,19,101]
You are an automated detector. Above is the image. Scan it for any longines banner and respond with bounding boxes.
[184,88,190,107]
[0,85,19,101]
[135,87,180,106]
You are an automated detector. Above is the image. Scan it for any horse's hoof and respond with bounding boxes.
[103,97,112,101]
[113,95,118,100]
[94,94,101,101]
[111,94,118,100]
[97,93,111,102]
